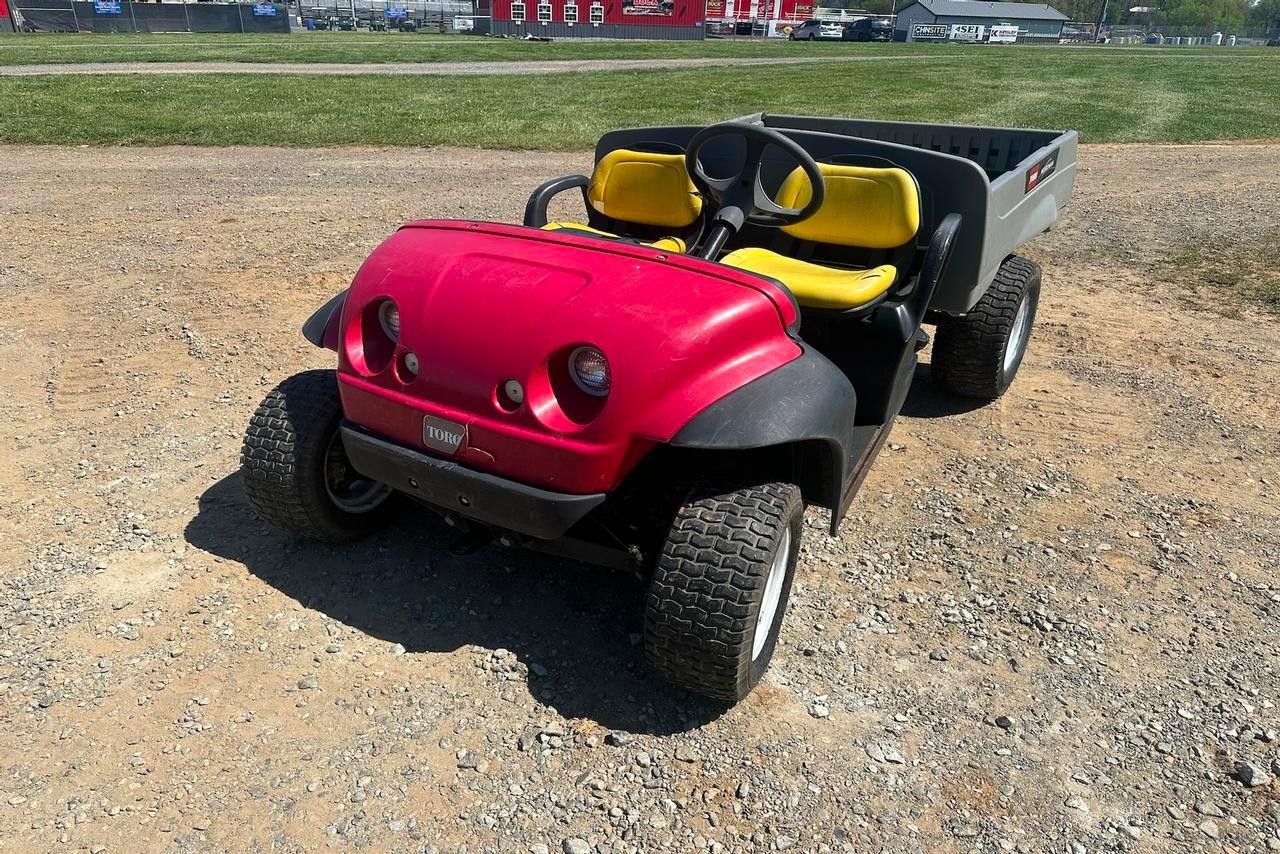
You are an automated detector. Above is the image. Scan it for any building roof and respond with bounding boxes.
[906,0,1069,20]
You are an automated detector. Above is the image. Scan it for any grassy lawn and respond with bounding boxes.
[0,32,1248,65]
[0,49,1276,147]
[0,32,933,64]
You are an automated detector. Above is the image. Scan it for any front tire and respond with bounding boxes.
[241,369,394,542]
[932,255,1041,399]
[644,481,804,702]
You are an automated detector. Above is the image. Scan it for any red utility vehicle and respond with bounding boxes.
[242,115,1076,701]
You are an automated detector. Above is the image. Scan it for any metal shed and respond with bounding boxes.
[894,0,1067,42]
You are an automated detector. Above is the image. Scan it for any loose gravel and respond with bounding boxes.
[0,142,1277,853]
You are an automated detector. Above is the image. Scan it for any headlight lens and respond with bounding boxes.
[569,346,610,397]
[378,300,400,342]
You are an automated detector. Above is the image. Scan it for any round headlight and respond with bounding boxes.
[569,346,610,397]
[378,300,400,342]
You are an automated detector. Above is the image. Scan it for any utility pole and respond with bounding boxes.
[1093,0,1108,41]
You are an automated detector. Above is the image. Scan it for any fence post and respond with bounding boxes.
[126,0,137,33]
[71,1,78,31]
[182,0,190,33]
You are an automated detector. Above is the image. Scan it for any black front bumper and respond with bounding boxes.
[339,423,606,540]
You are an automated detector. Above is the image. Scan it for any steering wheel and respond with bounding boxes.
[685,122,826,232]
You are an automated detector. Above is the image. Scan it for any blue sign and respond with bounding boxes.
[251,3,277,14]
[94,0,122,13]
[387,6,407,17]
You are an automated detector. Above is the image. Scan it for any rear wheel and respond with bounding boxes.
[644,481,804,702]
[241,369,395,542]
[932,255,1041,399]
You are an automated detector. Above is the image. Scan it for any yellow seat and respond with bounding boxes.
[722,248,897,309]
[723,162,921,310]
[539,148,701,254]
[541,221,687,254]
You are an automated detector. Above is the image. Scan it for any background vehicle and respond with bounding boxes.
[241,115,1077,703]
[789,18,846,39]
[842,16,893,40]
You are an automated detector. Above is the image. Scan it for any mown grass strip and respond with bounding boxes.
[0,51,1275,147]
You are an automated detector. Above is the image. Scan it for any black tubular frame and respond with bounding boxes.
[523,174,590,228]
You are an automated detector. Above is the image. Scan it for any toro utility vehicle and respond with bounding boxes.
[242,115,1077,701]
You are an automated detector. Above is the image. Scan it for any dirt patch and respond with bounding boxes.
[0,143,1277,853]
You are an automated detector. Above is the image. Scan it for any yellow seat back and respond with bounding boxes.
[776,163,920,250]
[588,149,703,230]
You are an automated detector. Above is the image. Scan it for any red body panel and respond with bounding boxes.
[336,221,801,494]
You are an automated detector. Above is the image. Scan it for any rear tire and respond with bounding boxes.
[644,481,804,702]
[241,369,394,542]
[932,255,1041,399]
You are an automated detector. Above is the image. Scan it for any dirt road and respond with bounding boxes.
[1,143,1278,853]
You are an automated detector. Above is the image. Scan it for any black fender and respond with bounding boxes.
[302,290,347,350]
[669,346,863,524]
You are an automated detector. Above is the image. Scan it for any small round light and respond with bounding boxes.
[569,346,610,397]
[403,351,419,376]
[378,300,400,342]
[503,379,524,405]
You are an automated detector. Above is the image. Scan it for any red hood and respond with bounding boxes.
[335,221,801,493]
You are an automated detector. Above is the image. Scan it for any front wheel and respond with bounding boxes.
[241,369,395,542]
[644,481,804,702]
[932,255,1041,399]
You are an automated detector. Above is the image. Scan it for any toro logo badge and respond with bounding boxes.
[1026,149,1059,193]
[422,415,466,454]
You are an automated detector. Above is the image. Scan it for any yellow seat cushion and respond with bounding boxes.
[721,247,896,310]
[777,163,920,250]
[542,222,686,254]
[588,149,702,230]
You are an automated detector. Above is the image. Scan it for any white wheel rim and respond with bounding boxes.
[752,527,792,661]
[1003,294,1032,377]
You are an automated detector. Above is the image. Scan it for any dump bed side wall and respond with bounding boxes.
[977,131,1078,311]
[769,116,1064,178]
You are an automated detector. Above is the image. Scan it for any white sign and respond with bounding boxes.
[988,24,1019,42]
[949,23,986,41]
[911,22,949,39]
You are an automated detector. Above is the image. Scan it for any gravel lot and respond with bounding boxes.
[1,143,1277,853]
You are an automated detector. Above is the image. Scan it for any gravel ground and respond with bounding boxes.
[0,143,1278,853]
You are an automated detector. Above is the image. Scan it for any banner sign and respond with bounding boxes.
[1,0,12,19]
[387,5,407,16]
[94,0,122,13]
[766,18,790,37]
[910,22,948,39]
[949,22,985,40]
[988,24,1018,42]
[251,3,277,15]
[622,0,673,15]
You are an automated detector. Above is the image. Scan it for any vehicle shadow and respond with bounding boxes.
[900,363,989,419]
[184,473,728,736]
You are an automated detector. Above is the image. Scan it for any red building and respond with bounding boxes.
[491,0,706,39]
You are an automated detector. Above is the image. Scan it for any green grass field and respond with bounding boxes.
[0,31,1257,65]
[0,32,937,64]
[0,48,1276,148]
